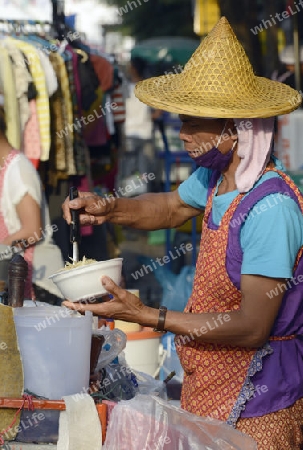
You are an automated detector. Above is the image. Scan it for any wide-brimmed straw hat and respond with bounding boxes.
[135,17,302,118]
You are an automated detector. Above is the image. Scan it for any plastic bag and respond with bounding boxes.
[94,328,127,370]
[97,361,138,401]
[103,394,257,450]
[154,264,195,312]
[132,370,167,400]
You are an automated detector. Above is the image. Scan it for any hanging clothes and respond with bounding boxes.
[1,40,31,135]
[36,50,58,98]
[9,38,51,161]
[23,100,41,168]
[49,51,75,176]
[65,47,87,176]
[0,45,21,150]
[90,53,114,93]
[0,21,121,192]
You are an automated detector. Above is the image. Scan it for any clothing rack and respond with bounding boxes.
[0,0,66,39]
[0,20,52,25]
[0,19,52,35]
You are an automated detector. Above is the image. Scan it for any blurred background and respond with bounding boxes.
[1,0,301,77]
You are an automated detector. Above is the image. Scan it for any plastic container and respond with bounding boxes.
[123,328,162,376]
[13,305,93,400]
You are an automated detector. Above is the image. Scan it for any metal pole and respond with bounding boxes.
[292,0,301,93]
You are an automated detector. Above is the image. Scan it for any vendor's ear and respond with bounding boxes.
[225,119,238,140]
[230,132,238,142]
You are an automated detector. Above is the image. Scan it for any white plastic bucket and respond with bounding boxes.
[123,328,161,376]
[13,305,93,399]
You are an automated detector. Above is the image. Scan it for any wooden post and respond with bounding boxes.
[7,254,28,308]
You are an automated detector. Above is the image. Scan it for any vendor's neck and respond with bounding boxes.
[217,151,241,195]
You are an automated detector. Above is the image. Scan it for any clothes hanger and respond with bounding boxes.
[75,48,88,63]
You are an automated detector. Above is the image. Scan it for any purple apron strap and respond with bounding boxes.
[227,176,301,289]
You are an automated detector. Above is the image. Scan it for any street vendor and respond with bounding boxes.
[62,17,303,450]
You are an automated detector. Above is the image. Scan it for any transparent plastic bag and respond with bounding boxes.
[152,263,195,312]
[98,362,138,401]
[103,394,257,450]
[132,370,167,400]
[96,356,167,402]
[94,328,127,370]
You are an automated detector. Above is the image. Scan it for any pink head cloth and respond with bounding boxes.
[234,118,275,193]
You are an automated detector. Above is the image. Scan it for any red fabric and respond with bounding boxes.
[90,54,114,92]
[112,81,126,123]
[23,100,41,165]
[175,184,255,421]
[237,397,303,450]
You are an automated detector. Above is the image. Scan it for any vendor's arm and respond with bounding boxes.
[63,189,302,349]
[62,167,211,230]
[0,155,42,247]
[62,190,201,230]
[1,193,42,246]
[63,274,284,349]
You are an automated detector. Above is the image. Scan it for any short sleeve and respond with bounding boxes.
[178,167,213,209]
[6,154,42,207]
[240,193,303,279]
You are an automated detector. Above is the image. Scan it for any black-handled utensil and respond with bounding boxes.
[69,187,80,264]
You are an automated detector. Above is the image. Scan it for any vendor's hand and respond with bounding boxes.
[62,191,112,226]
[62,276,148,324]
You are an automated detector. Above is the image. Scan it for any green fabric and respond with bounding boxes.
[131,37,199,65]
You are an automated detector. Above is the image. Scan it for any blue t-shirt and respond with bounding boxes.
[178,159,303,279]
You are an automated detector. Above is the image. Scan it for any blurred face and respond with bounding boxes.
[179,115,237,159]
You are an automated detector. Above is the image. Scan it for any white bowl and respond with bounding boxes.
[49,258,123,302]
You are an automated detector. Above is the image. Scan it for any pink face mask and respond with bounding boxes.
[194,121,236,172]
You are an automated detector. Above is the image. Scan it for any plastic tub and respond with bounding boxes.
[123,328,162,376]
[13,306,93,400]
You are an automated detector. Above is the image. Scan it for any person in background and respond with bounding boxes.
[272,44,303,92]
[120,56,162,193]
[271,45,303,138]
[126,56,163,125]
[0,93,64,303]
[62,18,303,449]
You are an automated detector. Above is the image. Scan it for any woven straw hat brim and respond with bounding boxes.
[134,17,302,118]
[135,75,301,118]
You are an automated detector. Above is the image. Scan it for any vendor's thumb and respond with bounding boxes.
[101,276,122,297]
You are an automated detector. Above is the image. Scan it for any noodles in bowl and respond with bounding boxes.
[49,257,123,302]
[58,256,98,272]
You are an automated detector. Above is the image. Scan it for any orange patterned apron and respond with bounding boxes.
[175,181,257,422]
